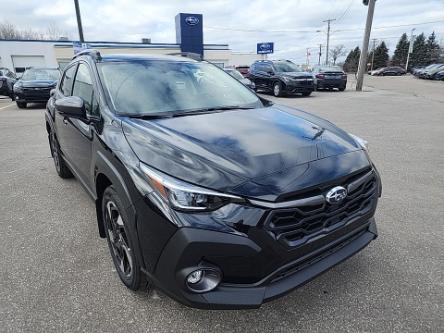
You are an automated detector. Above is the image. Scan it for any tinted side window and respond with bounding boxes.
[60,65,77,96]
[72,63,97,116]
[264,64,273,73]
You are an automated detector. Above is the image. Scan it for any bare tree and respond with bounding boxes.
[0,22,19,39]
[329,44,347,65]
[46,22,70,40]
[0,21,71,40]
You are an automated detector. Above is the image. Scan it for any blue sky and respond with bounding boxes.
[1,0,443,63]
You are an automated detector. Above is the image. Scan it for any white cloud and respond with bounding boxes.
[0,0,443,63]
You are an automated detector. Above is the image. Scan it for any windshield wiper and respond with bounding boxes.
[125,106,255,120]
[126,113,174,119]
[171,106,256,117]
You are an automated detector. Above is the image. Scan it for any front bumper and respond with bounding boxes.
[283,81,315,94]
[150,216,377,309]
[317,79,347,88]
[14,87,53,103]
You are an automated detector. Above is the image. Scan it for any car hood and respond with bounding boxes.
[280,71,313,78]
[19,80,57,88]
[122,105,369,200]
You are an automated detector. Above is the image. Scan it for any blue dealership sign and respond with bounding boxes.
[175,13,204,58]
[257,42,274,54]
[73,41,90,54]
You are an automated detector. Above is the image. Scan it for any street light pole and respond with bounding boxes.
[306,48,311,67]
[318,44,322,65]
[405,28,416,71]
[356,0,376,91]
[323,19,335,65]
[74,0,84,42]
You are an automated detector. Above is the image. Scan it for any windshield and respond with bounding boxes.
[273,62,302,73]
[226,69,245,80]
[22,68,60,81]
[98,61,261,116]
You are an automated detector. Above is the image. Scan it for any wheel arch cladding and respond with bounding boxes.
[95,172,112,238]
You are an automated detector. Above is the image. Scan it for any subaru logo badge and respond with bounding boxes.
[185,16,199,26]
[325,186,347,205]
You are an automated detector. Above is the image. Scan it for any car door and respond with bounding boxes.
[253,63,273,91]
[54,63,77,162]
[261,63,275,91]
[59,62,99,186]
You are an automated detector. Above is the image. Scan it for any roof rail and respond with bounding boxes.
[167,52,202,61]
[72,49,102,61]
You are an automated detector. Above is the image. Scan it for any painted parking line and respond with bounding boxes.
[0,102,15,110]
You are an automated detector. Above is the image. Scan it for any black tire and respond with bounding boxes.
[102,186,150,291]
[273,81,283,97]
[302,91,312,97]
[49,132,73,179]
[16,101,27,109]
[339,86,346,91]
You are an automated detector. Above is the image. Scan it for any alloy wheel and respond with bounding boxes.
[50,134,61,173]
[105,201,134,278]
[274,83,280,96]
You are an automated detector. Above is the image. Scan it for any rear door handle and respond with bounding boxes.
[63,117,68,125]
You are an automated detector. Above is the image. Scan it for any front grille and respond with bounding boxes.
[264,169,377,247]
[270,228,367,283]
[23,87,51,100]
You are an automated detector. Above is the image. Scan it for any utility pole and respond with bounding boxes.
[323,19,335,65]
[405,28,416,71]
[356,0,376,91]
[318,44,322,65]
[370,38,377,71]
[74,0,84,42]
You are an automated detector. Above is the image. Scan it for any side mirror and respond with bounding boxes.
[50,89,56,97]
[55,96,86,118]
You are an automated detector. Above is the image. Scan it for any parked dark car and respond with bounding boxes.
[13,67,61,108]
[235,65,250,77]
[433,70,444,80]
[0,67,17,99]
[412,63,442,77]
[371,66,406,76]
[420,64,444,79]
[224,68,255,90]
[248,60,315,97]
[45,51,381,309]
[312,66,347,91]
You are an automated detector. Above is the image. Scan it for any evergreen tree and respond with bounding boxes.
[343,46,360,72]
[392,33,409,66]
[372,41,389,69]
[425,31,440,65]
[409,33,427,69]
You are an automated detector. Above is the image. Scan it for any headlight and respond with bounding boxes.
[281,76,291,83]
[133,163,245,211]
[13,84,23,93]
[349,133,369,151]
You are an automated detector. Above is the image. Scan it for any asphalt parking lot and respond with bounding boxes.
[1,75,443,333]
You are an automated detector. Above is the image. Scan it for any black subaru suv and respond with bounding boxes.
[248,60,315,97]
[45,50,381,309]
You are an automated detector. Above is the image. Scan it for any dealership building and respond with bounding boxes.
[0,13,261,74]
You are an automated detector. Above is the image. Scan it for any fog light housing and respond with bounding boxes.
[185,268,222,293]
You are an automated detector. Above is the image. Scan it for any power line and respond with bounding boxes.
[336,0,355,23]
[206,19,444,35]
[334,19,444,32]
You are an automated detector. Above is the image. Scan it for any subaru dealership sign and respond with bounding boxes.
[257,42,274,54]
[73,42,91,54]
